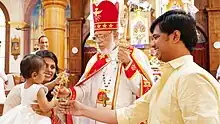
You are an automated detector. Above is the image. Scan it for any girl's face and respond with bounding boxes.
[34,65,46,84]
[43,57,56,83]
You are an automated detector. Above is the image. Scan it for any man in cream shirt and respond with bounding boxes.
[57,9,220,124]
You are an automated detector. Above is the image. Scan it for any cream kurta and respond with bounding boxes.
[73,47,153,124]
[117,55,220,124]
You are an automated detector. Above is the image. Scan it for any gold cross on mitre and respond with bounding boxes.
[93,8,102,16]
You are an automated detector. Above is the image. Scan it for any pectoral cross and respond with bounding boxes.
[97,91,110,107]
[101,94,109,107]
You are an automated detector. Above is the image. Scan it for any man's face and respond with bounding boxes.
[39,37,49,50]
[94,31,115,53]
[151,25,171,62]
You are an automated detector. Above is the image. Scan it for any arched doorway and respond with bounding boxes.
[23,0,38,54]
[0,2,10,73]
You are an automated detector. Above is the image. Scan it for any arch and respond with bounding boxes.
[0,1,10,73]
[23,0,38,54]
[24,0,71,54]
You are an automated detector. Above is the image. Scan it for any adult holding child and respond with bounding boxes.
[0,54,58,124]
[3,50,67,124]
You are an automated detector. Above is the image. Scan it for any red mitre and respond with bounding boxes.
[92,0,119,31]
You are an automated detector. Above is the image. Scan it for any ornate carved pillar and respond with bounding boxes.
[195,0,208,35]
[206,0,220,75]
[193,0,209,70]
[42,0,68,69]
[67,0,84,86]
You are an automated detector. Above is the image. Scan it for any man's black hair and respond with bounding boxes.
[150,9,198,52]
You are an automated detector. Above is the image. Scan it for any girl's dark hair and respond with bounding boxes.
[36,50,59,80]
[150,9,198,52]
[20,54,45,79]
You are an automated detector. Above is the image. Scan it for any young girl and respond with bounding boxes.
[0,54,58,124]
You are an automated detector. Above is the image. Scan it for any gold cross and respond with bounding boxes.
[99,54,106,59]
[93,8,102,16]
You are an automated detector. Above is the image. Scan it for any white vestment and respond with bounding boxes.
[72,47,154,124]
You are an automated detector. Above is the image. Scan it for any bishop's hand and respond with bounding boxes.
[118,46,131,67]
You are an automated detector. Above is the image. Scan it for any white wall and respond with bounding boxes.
[0,9,6,72]
[0,0,25,74]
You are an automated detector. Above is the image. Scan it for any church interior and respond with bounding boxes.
[0,0,220,118]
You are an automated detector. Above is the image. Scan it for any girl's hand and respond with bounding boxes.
[54,77,62,85]
[51,97,59,107]
[52,85,71,98]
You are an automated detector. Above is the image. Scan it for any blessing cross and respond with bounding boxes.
[55,71,70,99]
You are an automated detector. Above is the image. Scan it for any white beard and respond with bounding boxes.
[97,43,116,54]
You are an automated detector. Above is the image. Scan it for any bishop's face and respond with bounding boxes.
[94,30,116,53]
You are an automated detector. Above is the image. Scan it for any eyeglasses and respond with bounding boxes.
[93,32,112,41]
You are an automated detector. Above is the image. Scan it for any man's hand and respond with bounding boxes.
[58,100,118,124]
[52,85,71,98]
[31,103,52,117]
[58,100,84,116]
[118,46,131,66]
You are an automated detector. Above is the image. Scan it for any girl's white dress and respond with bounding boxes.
[0,83,51,124]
